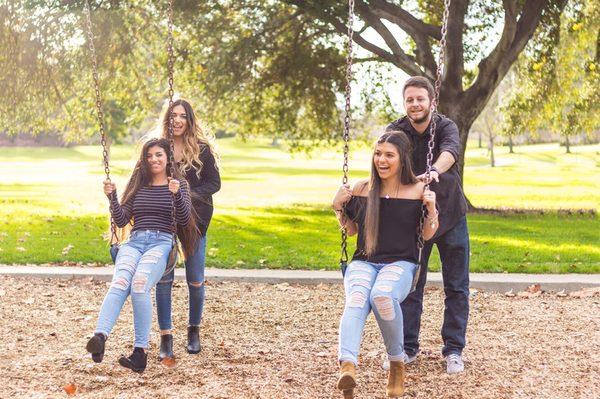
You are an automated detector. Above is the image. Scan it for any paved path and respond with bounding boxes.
[1,265,599,292]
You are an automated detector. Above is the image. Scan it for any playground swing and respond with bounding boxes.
[338,0,451,290]
[82,0,179,274]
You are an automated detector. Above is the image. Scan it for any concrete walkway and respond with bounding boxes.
[1,265,599,292]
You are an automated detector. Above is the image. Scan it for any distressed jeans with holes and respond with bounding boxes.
[95,230,173,348]
[156,235,207,330]
[338,260,417,365]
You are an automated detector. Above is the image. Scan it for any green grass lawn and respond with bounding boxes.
[0,139,598,273]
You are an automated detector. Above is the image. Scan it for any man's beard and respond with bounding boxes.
[408,108,431,124]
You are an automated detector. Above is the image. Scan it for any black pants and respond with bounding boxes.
[401,216,470,357]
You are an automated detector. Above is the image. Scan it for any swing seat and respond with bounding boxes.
[109,242,179,269]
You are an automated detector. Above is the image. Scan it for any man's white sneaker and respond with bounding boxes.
[404,353,417,364]
[446,353,464,374]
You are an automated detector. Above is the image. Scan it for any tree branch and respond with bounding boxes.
[369,0,438,76]
[369,0,441,39]
[354,57,381,63]
[354,0,426,76]
[444,0,469,93]
[286,0,424,76]
[464,0,547,120]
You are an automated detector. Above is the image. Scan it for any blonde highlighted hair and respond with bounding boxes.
[160,98,219,177]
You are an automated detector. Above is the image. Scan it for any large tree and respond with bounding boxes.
[277,0,570,179]
[2,0,572,180]
[171,0,571,181]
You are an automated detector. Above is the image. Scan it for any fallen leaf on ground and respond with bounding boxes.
[161,357,177,368]
[526,284,542,293]
[62,244,74,256]
[63,382,77,395]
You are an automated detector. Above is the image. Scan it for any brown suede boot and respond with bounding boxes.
[386,360,405,397]
[337,361,356,397]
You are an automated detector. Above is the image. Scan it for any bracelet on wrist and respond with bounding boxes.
[426,209,439,219]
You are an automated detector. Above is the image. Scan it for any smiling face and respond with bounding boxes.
[403,86,432,124]
[146,144,168,176]
[170,104,188,137]
[373,142,401,181]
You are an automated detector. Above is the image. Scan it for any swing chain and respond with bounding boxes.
[165,0,179,259]
[340,0,355,267]
[82,0,118,245]
[417,0,451,261]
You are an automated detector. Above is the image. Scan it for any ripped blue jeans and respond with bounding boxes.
[338,260,417,365]
[95,230,173,348]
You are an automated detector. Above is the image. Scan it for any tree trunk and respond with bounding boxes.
[443,102,478,211]
[508,135,514,153]
[478,131,482,148]
[564,135,571,153]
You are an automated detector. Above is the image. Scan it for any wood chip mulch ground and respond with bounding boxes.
[0,276,598,398]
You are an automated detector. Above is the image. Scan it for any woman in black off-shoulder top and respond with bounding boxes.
[331,130,439,398]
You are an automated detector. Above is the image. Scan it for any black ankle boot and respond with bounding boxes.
[187,326,201,354]
[159,334,174,360]
[118,347,147,373]
[86,333,106,363]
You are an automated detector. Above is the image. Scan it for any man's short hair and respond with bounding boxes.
[403,76,435,101]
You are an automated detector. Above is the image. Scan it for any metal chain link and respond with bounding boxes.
[340,0,355,269]
[82,0,118,245]
[165,0,178,273]
[417,0,451,262]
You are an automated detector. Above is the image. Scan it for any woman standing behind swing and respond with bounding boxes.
[332,131,438,398]
[155,98,221,359]
[86,138,198,373]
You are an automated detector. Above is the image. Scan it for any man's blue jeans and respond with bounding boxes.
[401,216,470,357]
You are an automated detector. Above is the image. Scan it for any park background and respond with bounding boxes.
[1,0,598,274]
[1,1,599,399]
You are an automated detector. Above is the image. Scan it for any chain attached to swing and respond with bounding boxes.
[83,0,179,268]
[339,0,355,276]
[82,0,118,249]
[163,0,179,276]
[414,0,451,287]
[339,0,452,279]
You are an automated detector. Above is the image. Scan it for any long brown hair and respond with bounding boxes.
[117,138,200,258]
[363,131,418,256]
[160,98,219,177]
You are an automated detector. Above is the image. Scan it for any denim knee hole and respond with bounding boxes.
[348,290,368,308]
[111,277,129,291]
[373,295,395,320]
[132,273,149,294]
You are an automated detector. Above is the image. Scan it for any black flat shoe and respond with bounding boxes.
[159,334,174,360]
[187,326,201,354]
[86,333,106,363]
[118,347,147,373]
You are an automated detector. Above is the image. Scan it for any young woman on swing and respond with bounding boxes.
[86,138,199,373]
[154,98,221,359]
[332,131,439,398]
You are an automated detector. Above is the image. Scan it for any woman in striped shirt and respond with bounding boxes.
[86,138,199,373]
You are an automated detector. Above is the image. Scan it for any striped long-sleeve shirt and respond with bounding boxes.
[109,182,192,233]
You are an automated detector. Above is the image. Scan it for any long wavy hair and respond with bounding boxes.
[116,138,200,258]
[363,130,418,256]
[160,98,219,178]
